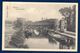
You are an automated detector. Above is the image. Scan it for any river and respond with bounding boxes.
[24,38,59,49]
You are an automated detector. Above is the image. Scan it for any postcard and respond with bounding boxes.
[2,2,78,51]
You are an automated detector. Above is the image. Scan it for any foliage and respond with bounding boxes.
[13,18,23,30]
[9,18,27,48]
[59,7,72,18]
[9,30,25,48]
[59,6,76,32]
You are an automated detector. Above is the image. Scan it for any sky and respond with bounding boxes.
[3,2,76,22]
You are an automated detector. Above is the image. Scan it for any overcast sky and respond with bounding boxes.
[3,2,76,22]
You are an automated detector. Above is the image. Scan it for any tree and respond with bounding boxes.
[59,6,76,32]
[9,18,27,48]
[13,18,23,30]
[59,7,72,31]
[59,7,72,18]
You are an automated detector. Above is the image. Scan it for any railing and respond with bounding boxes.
[64,31,76,36]
[48,30,75,49]
[49,30,76,39]
[55,31,75,39]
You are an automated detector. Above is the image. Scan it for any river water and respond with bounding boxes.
[24,38,59,49]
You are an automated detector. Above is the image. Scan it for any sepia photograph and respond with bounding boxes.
[2,2,78,51]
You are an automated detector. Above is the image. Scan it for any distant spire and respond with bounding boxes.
[42,17,43,20]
